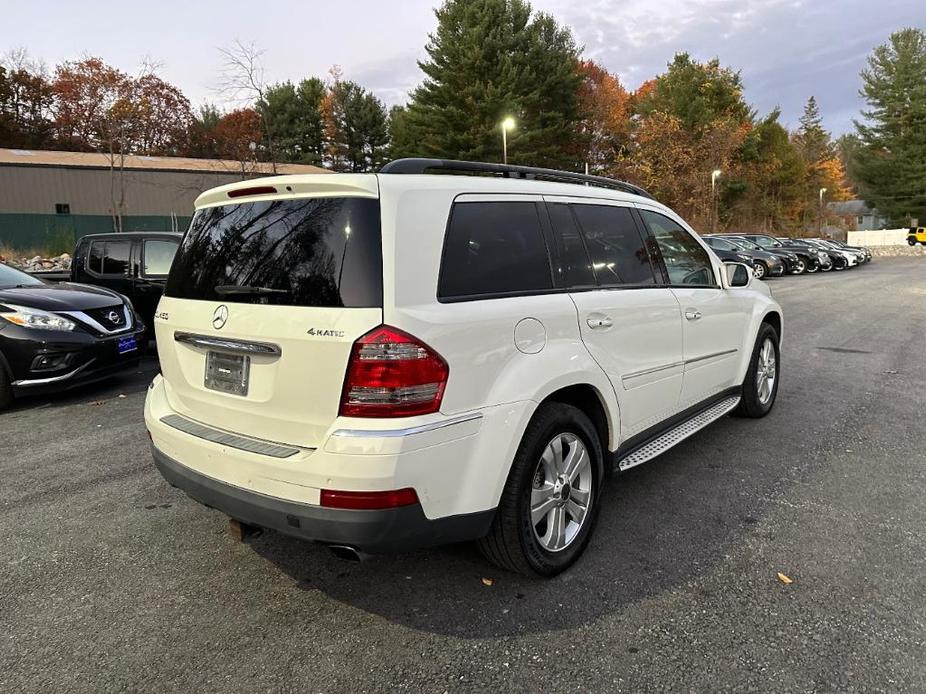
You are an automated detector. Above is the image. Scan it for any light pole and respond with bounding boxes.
[711,169,722,232]
[818,187,827,236]
[501,117,516,164]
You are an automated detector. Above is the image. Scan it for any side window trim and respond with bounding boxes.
[634,203,720,288]
[570,201,660,288]
[436,195,556,303]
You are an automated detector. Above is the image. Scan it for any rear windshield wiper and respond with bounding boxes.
[215,284,291,296]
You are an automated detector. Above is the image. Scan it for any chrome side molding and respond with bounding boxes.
[174,332,282,357]
[330,412,484,438]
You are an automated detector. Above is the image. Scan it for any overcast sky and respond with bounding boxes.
[3,0,923,135]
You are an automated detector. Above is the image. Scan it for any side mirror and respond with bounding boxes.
[723,262,752,288]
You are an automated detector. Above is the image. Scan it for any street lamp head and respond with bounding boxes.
[712,169,722,177]
[501,116,516,131]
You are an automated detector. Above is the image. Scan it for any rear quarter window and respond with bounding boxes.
[438,201,552,300]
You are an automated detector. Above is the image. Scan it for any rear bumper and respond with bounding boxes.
[152,446,495,553]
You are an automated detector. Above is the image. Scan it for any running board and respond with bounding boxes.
[616,396,741,471]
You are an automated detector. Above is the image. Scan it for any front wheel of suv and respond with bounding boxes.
[478,403,604,576]
[734,323,780,419]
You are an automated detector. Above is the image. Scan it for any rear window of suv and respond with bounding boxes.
[438,201,552,300]
[165,197,382,307]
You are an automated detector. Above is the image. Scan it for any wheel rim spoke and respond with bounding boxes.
[543,505,566,550]
[563,444,586,482]
[531,492,557,526]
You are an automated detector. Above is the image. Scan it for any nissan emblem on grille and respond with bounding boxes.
[212,305,229,330]
[106,310,122,325]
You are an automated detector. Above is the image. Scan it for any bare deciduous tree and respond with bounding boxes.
[216,39,276,172]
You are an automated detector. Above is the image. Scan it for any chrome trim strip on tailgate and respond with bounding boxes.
[160,414,301,458]
[174,332,282,357]
[330,412,483,438]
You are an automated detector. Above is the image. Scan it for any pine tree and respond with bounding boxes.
[793,96,831,163]
[853,28,926,226]
[401,0,582,168]
[258,78,326,165]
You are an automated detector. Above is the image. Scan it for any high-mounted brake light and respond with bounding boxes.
[339,325,449,418]
[228,186,277,198]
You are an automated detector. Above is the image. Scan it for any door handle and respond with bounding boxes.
[685,309,702,321]
[586,316,613,329]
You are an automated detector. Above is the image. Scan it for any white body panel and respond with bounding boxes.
[146,170,783,525]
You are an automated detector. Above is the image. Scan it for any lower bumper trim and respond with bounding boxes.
[152,446,496,553]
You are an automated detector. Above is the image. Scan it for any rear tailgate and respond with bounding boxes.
[155,300,380,448]
[156,176,382,449]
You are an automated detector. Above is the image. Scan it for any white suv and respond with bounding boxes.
[145,159,782,576]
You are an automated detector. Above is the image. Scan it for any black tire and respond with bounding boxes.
[834,258,846,271]
[792,257,807,274]
[821,262,832,272]
[478,403,604,577]
[805,260,818,273]
[754,261,767,280]
[909,239,916,246]
[0,359,13,412]
[734,323,780,419]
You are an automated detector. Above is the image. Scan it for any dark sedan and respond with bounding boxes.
[0,263,146,409]
[701,236,784,279]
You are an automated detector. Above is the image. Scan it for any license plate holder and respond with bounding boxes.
[117,335,138,355]
[204,351,250,396]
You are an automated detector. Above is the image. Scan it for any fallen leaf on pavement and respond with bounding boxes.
[481,577,494,586]
[777,572,793,585]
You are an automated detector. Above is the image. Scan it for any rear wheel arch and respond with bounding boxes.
[538,384,613,459]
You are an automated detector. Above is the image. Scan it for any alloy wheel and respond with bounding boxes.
[794,259,806,274]
[756,338,777,405]
[530,433,593,552]
[754,263,766,279]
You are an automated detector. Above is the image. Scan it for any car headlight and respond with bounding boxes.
[0,303,77,331]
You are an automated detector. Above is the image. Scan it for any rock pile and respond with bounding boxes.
[1,253,72,272]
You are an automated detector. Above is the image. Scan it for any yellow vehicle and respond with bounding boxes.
[908,227,926,246]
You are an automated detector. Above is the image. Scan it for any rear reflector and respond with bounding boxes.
[320,488,419,510]
[339,325,449,418]
[228,186,277,198]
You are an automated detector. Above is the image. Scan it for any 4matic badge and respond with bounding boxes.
[306,327,345,338]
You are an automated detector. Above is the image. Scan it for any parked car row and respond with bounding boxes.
[703,233,872,277]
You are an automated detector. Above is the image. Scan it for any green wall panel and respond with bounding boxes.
[0,214,191,253]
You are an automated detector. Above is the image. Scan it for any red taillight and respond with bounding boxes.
[320,488,419,510]
[228,185,277,198]
[339,325,449,418]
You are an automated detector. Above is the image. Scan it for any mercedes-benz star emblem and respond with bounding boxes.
[212,305,229,330]
[106,310,122,325]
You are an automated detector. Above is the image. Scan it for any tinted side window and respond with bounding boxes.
[547,203,595,287]
[143,240,179,276]
[642,210,716,287]
[88,240,130,275]
[571,204,656,286]
[438,202,552,299]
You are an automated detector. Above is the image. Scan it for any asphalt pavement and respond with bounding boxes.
[2,258,924,693]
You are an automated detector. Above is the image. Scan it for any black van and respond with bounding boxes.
[71,232,182,330]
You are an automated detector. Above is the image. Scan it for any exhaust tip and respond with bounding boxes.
[328,544,364,562]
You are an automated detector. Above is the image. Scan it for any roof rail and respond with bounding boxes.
[379,158,655,200]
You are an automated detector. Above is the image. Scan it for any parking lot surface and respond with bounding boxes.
[2,259,924,693]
